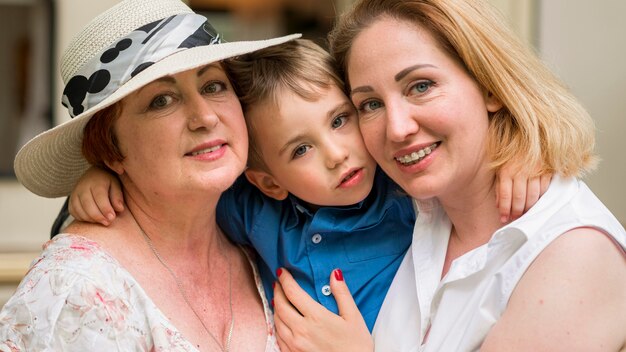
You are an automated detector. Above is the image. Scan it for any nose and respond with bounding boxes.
[324,138,350,169]
[385,99,419,142]
[186,93,219,131]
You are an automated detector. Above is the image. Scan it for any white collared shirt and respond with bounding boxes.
[372,176,626,352]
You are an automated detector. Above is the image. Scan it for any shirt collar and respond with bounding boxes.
[497,175,579,241]
[283,169,405,231]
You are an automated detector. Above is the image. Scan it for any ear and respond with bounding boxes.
[245,168,289,201]
[105,160,125,176]
[485,91,503,113]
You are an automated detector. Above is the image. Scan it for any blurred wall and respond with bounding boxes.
[537,0,626,224]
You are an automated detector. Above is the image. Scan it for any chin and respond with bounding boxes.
[202,169,242,192]
[400,177,441,200]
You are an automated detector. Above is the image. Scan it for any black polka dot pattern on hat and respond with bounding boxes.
[62,70,111,117]
[61,14,221,118]
[100,38,133,63]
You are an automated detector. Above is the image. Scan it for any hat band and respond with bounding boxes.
[61,13,222,118]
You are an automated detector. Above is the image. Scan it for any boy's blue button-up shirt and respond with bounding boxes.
[217,169,415,331]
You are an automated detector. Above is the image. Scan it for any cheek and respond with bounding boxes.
[225,106,248,148]
[358,120,385,159]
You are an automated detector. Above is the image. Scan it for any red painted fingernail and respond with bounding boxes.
[334,269,344,281]
[272,282,276,290]
[276,268,283,277]
[271,298,274,307]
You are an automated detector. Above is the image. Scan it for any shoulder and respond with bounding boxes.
[0,235,153,349]
[483,227,626,351]
[527,227,625,286]
[523,228,626,303]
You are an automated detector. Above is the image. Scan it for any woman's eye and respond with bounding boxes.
[293,145,311,158]
[358,100,383,113]
[203,81,226,94]
[411,80,433,94]
[331,115,348,129]
[149,95,173,110]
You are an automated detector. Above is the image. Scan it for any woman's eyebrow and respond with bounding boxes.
[197,63,221,76]
[350,64,438,96]
[394,64,437,81]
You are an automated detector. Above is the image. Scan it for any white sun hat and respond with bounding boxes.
[14,0,300,198]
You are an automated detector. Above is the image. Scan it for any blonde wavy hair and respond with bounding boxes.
[329,0,597,177]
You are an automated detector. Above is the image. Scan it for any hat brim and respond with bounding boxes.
[15,33,301,198]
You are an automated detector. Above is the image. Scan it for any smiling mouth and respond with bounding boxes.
[395,142,440,165]
[186,144,223,156]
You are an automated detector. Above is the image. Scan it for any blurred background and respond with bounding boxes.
[0,0,624,306]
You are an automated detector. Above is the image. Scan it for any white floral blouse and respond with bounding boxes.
[0,234,279,351]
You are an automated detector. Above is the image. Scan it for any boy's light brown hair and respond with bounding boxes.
[225,39,345,172]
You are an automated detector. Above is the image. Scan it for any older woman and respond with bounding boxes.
[0,0,297,350]
[272,0,626,351]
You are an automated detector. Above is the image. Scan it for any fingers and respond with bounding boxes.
[276,333,292,352]
[276,268,322,318]
[273,301,294,350]
[540,173,552,195]
[69,191,90,222]
[69,183,110,225]
[523,176,541,213]
[498,170,554,223]
[329,269,359,321]
[273,279,304,321]
[274,280,311,351]
[92,184,117,224]
[68,166,124,226]
[496,176,513,223]
[109,177,125,212]
[510,172,531,221]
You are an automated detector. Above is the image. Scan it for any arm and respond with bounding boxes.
[273,268,373,352]
[482,227,626,351]
[69,167,259,245]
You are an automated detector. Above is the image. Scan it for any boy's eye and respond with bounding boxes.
[293,145,311,158]
[203,81,226,94]
[331,115,348,129]
[149,95,173,110]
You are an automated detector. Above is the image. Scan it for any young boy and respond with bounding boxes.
[62,39,543,331]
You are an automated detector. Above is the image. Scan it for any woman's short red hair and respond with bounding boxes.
[81,103,124,170]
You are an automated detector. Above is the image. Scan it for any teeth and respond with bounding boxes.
[396,143,438,165]
[190,145,221,156]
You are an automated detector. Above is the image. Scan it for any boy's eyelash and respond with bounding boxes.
[292,145,311,159]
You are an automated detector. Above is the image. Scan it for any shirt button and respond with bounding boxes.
[311,233,323,244]
[321,285,331,296]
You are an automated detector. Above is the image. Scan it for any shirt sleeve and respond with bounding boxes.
[217,174,266,246]
[0,267,150,351]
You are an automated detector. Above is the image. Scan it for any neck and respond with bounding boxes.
[439,174,503,251]
[123,187,227,262]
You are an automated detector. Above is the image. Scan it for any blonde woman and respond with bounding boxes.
[272,0,626,351]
